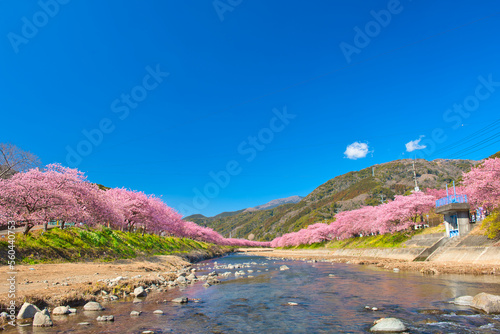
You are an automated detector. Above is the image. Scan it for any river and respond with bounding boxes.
[8,253,500,333]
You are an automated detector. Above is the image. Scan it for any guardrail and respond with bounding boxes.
[436,195,468,208]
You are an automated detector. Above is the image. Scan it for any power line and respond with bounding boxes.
[444,132,500,159]
[430,119,500,157]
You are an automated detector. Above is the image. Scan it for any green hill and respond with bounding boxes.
[187,158,476,241]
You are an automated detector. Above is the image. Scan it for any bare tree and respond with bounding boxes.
[0,143,41,179]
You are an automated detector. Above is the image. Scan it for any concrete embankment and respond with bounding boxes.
[244,232,500,275]
[324,233,500,264]
[430,235,500,264]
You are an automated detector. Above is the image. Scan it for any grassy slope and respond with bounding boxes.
[285,225,447,250]
[0,227,229,264]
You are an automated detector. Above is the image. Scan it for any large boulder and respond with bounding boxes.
[52,306,71,315]
[83,301,104,311]
[452,296,474,306]
[370,318,407,332]
[33,309,53,327]
[176,276,187,284]
[172,297,188,304]
[134,286,147,297]
[17,302,41,319]
[472,293,500,314]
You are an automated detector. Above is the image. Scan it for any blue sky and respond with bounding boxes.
[1,0,500,217]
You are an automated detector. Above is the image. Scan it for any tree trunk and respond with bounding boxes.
[142,226,146,236]
[43,222,48,232]
[60,221,65,229]
[23,222,33,235]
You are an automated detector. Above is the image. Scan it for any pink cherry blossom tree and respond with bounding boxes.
[0,164,92,234]
[462,158,500,210]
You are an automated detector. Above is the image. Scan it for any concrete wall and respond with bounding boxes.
[431,246,500,264]
[330,247,425,261]
[404,233,443,248]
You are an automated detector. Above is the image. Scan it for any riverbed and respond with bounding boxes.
[6,253,500,333]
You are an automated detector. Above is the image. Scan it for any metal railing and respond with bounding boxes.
[436,194,468,208]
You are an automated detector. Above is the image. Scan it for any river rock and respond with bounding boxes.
[176,276,187,284]
[472,293,500,314]
[208,278,221,284]
[17,302,41,319]
[370,318,407,332]
[97,315,114,322]
[130,311,142,316]
[280,265,290,271]
[153,310,164,314]
[33,309,53,327]
[172,297,188,304]
[78,322,91,325]
[83,301,104,311]
[52,306,71,315]
[134,286,147,297]
[452,295,474,306]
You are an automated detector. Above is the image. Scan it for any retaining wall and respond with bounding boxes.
[329,247,425,261]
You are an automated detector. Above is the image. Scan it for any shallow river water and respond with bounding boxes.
[8,253,500,333]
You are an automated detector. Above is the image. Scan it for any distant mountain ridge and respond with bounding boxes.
[185,196,303,220]
[184,158,477,241]
[243,195,304,212]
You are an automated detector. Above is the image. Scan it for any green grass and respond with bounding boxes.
[282,228,439,250]
[0,227,225,264]
[325,231,415,249]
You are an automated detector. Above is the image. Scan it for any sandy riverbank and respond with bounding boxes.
[0,252,219,309]
[243,248,500,276]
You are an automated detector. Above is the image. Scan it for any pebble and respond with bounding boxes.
[172,297,188,304]
[96,315,114,322]
[153,310,164,314]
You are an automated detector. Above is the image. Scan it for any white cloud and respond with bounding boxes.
[344,142,370,160]
[405,135,427,152]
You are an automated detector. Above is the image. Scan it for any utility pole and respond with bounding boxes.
[411,160,420,192]
[379,194,386,204]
